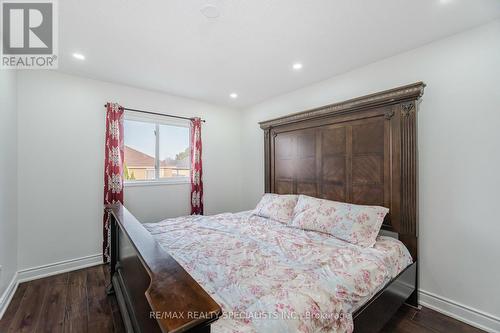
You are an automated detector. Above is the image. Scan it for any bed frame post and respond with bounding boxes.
[263,128,271,193]
[398,99,420,307]
[406,275,419,308]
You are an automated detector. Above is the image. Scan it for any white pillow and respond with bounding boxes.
[290,195,388,247]
[252,193,298,224]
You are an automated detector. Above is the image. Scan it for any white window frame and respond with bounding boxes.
[124,112,191,187]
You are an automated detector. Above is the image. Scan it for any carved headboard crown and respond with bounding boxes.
[259,82,425,260]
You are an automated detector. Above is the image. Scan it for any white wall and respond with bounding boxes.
[241,20,500,323]
[16,71,243,270]
[124,184,191,222]
[0,70,18,298]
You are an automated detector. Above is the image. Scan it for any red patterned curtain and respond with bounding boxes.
[103,102,124,262]
[190,118,204,215]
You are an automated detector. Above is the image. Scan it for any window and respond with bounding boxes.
[124,113,190,185]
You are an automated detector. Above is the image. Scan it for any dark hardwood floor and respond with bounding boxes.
[0,265,485,333]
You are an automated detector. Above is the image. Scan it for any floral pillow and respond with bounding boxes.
[290,195,388,247]
[252,193,298,224]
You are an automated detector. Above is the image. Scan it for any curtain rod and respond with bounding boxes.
[104,105,206,123]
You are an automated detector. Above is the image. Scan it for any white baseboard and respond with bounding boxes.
[17,253,102,283]
[0,272,19,319]
[0,253,102,320]
[419,289,500,333]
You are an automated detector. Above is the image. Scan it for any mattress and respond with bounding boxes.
[144,211,412,333]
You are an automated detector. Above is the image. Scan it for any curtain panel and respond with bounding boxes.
[190,117,204,215]
[103,102,124,263]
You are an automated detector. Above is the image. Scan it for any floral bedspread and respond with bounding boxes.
[143,211,412,333]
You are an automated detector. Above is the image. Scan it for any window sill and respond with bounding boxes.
[124,179,190,187]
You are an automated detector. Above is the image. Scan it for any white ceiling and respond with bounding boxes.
[58,0,500,107]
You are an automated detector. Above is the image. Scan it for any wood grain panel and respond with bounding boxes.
[321,182,346,201]
[273,117,388,209]
[322,127,346,154]
[322,156,346,183]
[352,184,384,205]
[275,134,294,158]
[296,157,316,180]
[297,132,316,158]
[352,155,383,184]
[276,180,293,194]
[275,158,294,179]
[352,120,385,154]
[297,181,317,196]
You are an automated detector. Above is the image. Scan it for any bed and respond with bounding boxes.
[105,82,425,333]
[143,211,413,332]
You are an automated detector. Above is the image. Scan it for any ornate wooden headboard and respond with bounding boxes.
[259,82,425,260]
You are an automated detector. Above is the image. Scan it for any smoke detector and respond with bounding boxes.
[200,4,220,19]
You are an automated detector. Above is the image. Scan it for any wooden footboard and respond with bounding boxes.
[352,262,417,333]
[105,203,222,333]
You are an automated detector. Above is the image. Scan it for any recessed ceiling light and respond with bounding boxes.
[72,53,85,60]
[229,93,238,99]
[292,63,303,70]
[439,0,453,4]
[200,4,220,18]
